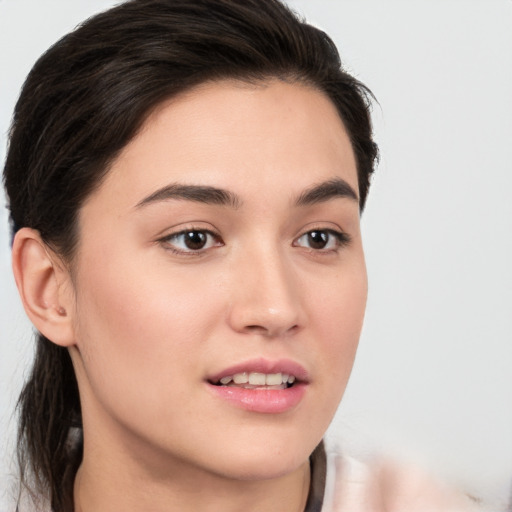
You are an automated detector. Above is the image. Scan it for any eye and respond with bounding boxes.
[160,229,222,254]
[294,229,350,251]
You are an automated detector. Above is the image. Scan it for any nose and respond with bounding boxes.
[227,247,303,338]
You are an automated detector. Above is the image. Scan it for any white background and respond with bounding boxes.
[1,0,511,510]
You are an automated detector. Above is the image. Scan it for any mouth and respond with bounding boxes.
[206,359,308,413]
[209,371,297,390]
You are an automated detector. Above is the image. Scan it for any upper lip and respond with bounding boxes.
[207,358,309,384]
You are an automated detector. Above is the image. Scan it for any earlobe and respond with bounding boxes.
[12,227,76,347]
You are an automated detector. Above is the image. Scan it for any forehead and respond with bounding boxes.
[83,79,358,214]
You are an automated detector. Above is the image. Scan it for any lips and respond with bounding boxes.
[206,358,308,413]
[215,372,296,389]
[207,358,309,386]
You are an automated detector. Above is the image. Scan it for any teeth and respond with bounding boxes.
[217,372,297,386]
[265,373,283,386]
[248,372,266,385]
[233,372,248,384]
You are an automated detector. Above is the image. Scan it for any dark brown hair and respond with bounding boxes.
[3,0,378,510]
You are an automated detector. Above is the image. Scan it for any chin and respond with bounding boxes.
[215,456,308,482]
[198,430,320,481]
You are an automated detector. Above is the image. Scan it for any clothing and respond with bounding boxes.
[11,441,489,512]
[305,442,327,512]
[307,441,485,512]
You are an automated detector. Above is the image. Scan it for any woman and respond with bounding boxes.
[3,1,480,511]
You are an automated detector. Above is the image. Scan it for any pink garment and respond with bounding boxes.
[322,447,485,512]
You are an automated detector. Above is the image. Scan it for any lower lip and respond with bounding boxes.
[207,383,307,414]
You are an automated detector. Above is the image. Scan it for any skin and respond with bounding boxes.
[14,80,368,512]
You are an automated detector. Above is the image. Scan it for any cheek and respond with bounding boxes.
[71,252,223,401]
[316,257,367,336]
[310,260,367,385]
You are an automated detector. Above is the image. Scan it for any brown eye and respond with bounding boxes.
[182,231,208,250]
[294,229,349,251]
[162,229,222,254]
[306,231,329,249]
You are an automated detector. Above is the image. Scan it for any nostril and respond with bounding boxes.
[243,323,300,337]
[243,324,268,334]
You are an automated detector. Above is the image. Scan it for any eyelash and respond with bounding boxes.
[158,227,351,256]
[158,228,223,256]
[293,228,351,252]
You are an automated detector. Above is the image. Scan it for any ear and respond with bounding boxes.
[12,227,76,347]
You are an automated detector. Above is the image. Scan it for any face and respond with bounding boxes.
[68,80,367,481]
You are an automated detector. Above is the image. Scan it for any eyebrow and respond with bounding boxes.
[135,177,358,210]
[294,178,359,206]
[135,183,242,209]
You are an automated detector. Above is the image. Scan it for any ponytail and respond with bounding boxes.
[17,335,82,512]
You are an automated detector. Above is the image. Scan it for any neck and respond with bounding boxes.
[74,454,311,512]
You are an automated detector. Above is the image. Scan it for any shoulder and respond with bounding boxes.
[322,446,485,512]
